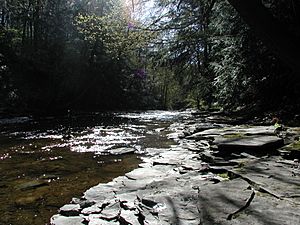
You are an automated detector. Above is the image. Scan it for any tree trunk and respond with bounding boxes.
[33,0,41,50]
[227,0,300,74]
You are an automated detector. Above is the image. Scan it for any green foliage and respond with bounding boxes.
[1,0,299,113]
[0,0,162,112]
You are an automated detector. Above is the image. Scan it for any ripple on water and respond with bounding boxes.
[0,110,191,225]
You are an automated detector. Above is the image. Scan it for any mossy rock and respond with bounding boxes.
[282,140,300,152]
[282,140,300,159]
[290,140,300,150]
[217,172,230,179]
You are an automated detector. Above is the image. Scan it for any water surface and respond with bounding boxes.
[0,111,183,225]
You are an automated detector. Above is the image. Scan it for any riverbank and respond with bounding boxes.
[50,111,300,225]
[1,111,181,224]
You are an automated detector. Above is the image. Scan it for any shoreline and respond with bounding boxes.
[50,113,300,225]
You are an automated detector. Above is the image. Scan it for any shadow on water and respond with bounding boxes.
[0,111,178,225]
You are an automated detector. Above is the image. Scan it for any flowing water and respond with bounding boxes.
[0,111,188,225]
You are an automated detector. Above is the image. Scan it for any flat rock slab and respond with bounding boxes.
[125,167,165,180]
[214,135,284,153]
[87,215,119,225]
[187,126,276,140]
[50,215,85,225]
[84,182,119,202]
[197,177,300,225]
[232,157,300,204]
[49,118,300,225]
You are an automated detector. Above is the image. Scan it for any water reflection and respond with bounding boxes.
[0,111,186,225]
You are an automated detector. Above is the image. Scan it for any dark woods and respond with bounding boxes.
[0,0,154,115]
[0,0,299,116]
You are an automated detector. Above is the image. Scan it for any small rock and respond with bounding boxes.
[39,174,59,180]
[59,204,81,216]
[108,147,135,155]
[15,196,41,206]
[16,180,49,190]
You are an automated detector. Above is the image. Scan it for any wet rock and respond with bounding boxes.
[39,174,59,180]
[15,195,41,206]
[50,215,85,225]
[16,180,49,190]
[108,147,135,155]
[143,148,167,157]
[59,204,81,216]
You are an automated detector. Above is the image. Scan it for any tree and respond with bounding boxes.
[227,0,300,74]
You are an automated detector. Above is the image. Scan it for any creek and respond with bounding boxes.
[0,111,189,225]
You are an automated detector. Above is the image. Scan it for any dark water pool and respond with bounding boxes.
[0,111,186,225]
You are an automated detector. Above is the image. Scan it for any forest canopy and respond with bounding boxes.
[1,0,299,115]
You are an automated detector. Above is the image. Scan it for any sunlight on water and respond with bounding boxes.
[0,110,191,225]
[116,110,183,121]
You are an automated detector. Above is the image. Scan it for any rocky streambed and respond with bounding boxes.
[50,111,300,225]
